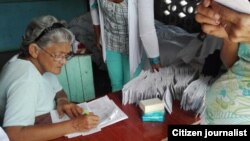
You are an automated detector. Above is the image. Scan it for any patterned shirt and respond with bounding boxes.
[204,43,250,124]
[100,0,129,54]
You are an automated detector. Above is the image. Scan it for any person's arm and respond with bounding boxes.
[220,39,239,68]
[93,25,101,50]
[55,90,83,119]
[89,0,101,50]
[138,0,161,71]
[3,80,99,141]
[5,113,99,141]
[43,72,83,118]
[44,72,83,119]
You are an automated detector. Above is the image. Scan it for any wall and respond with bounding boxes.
[0,0,88,52]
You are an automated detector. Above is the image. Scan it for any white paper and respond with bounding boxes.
[50,95,128,138]
[215,0,250,14]
[0,127,9,141]
[86,96,116,125]
[163,87,173,114]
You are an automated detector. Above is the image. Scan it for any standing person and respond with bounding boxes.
[89,0,161,92]
[0,15,99,141]
[195,0,250,124]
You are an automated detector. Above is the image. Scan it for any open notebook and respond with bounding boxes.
[50,95,128,138]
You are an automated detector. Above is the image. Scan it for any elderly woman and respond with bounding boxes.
[195,0,250,124]
[0,15,99,141]
[89,0,161,92]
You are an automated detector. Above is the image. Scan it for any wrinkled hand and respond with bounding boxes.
[195,0,228,38]
[56,100,83,119]
[72,112,100,132]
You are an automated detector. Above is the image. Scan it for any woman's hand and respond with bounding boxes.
[71,112,100,132]
[56,99,83,119]
[149,57,161,72]
[211,2,250,43]
[151,64,161,72]
[195,0,228,38]
[196,0,250,43]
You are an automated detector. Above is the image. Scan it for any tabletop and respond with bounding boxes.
[36,92,200,141]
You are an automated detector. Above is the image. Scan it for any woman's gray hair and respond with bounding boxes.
[20,15,75,57]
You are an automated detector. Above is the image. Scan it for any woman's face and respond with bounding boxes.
[37,42,71,74]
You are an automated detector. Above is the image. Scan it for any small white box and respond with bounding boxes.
[139,98,165,113]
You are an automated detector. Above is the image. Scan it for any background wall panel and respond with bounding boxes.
[0,0,88,52]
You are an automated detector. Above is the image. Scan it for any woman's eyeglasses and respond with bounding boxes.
[33,23,75,62]
[37,45,74,62]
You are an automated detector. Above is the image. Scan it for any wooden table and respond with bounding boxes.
[36,92,200,141]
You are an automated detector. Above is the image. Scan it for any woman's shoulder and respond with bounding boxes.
[1,56,41,83]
